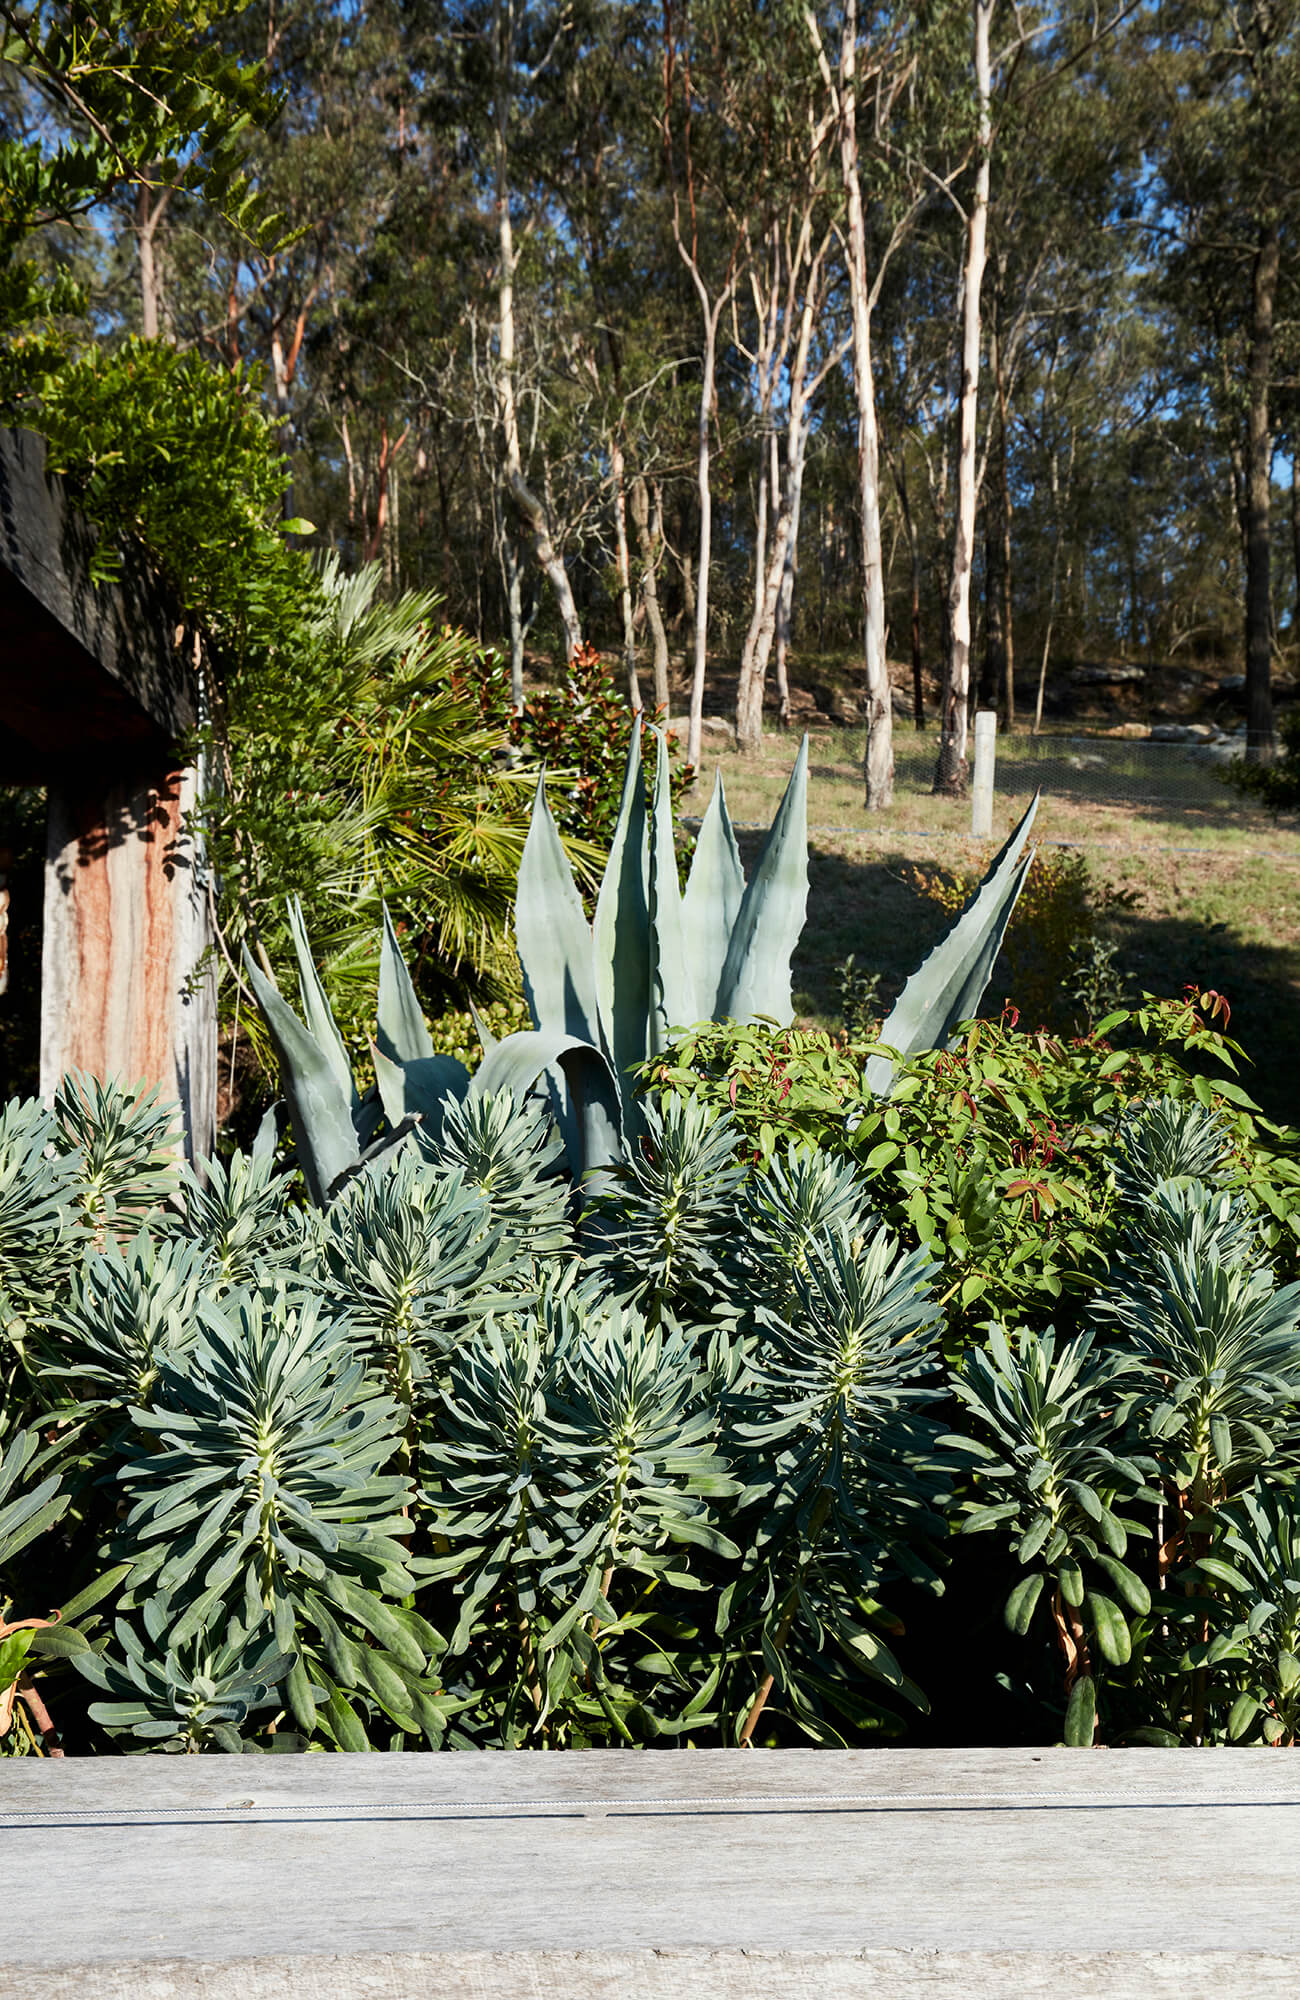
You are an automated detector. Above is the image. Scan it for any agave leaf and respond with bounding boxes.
[468,1001,498,1053]
[251,1100,284,1166]
[682,771,746,1019]
[514,774,599,1043]
[469,1027,622,1181]
[715,735,809,1026]
[648,730,696,1052]
[285,898,357,1111]
[377,905,435,1064]
[242,950,359,1206]
[592,729,651,1096]
[371,1044,470,1143]
[864,792,1040,1097]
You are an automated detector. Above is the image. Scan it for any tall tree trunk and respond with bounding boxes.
[753,449,769,624]
[632,475,671,713]
[981,502,1004,711]
[775,441,806,728]
[1244,214,1279,761]
[135,179,170,341]
[1291,447,1300,647]
[935,0,992,796]
[610,434,641,711]
[833,0,893,809]
[736,263,824,754]
[493,0,582,661]
[1033,437,1070,736]
[681,286,730,769]
[502,529,526,711]
[995,327,1015,729]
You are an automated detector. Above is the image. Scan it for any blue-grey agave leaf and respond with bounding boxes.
[592,729,651,1096]
[241,951,359,1207]
[514,774,600,1043]
[376,904,435,1064]
[470,1028,622,1182]
[285,898,356,1112]
[714,734,809,1026]
[648,730,696,1052]
[371,1044,470,1146]
[681,771,745,1020]
[864,792,1040,1098]
[468,1001,498,1053]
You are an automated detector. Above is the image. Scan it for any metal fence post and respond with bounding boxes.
[972,710,997,837]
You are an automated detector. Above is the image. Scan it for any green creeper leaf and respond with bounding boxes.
[1195,1557,1252,1592]
[0,1628,35,1690]
[1229,1692,1261,1739]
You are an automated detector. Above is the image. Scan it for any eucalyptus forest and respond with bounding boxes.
[5,0,1300,795]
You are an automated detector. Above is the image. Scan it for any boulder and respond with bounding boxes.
[1071,663,1145,685]
[666,715,737,749]
[1150,722,1215,742]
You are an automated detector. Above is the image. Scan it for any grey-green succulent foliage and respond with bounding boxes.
[954,1096,1300,1745]
[1,1059,1299,1754]
[2,1068,962,1753]
[245,729,1041,1205]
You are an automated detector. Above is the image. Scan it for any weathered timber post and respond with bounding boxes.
[0,427,216,1162]
[971,709,996,838]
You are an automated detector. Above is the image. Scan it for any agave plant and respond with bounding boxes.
[247,726,1040,1204]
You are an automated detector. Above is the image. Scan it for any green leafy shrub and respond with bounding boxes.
[649,992,1300,1350]
[1227,703,1300,812]
[474,640,692,846]
[903,845,1134,1034]
[0,1056,1297,1754]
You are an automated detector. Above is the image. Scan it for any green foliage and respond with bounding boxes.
[222,564,541,1085]
[651,992,1300,1351]
[955,1093,1300,1745]
[0,0,282,392]
[475,641,693,846]
[1,1055,1297,1756]
[0,1068,960,1753]
[253,730,1043,1203]
[904,845,1134,1036]
[76,1597,295,1753]
[1229,706,1300,813]
[30,339,305,645]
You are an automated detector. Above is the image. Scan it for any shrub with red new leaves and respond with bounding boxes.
[468,643,694,846]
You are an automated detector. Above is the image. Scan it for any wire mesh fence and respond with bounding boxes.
[840,730,1251,816]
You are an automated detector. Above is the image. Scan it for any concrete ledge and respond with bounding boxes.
[2,1748,1298,1994]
